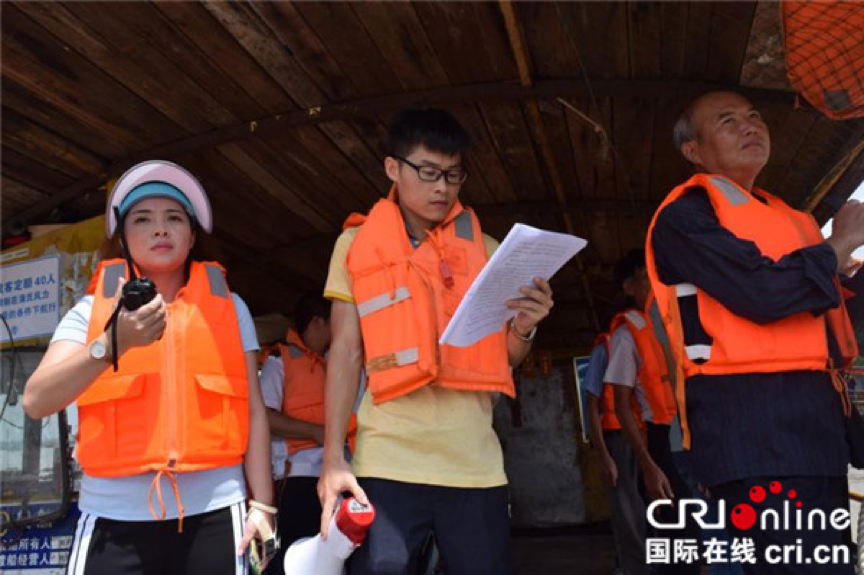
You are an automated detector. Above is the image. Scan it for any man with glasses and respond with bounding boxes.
[318,108,554,575]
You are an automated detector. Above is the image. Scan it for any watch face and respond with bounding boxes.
[90,340,107,360]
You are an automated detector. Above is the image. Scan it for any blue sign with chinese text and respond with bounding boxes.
[0,256,61,343]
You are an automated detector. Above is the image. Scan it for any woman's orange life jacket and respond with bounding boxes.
[78,259,249,478]
[344,186,513,404]
[607,303,678,426]
[645,174,858,446]
[279,329,357,454]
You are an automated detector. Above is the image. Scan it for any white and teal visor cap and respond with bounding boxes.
[106,160,213,237]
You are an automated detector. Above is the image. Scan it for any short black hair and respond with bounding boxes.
[387,108,470,158]
[293,293,331,335]
[614,248,646,288]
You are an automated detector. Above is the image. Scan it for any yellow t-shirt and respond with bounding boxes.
[325,227,508,488]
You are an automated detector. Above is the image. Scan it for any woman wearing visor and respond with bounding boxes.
[24,160,275,575]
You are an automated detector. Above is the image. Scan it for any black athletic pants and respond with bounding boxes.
[66,502,248,575]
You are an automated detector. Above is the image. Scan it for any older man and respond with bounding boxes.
[646,91,864,574]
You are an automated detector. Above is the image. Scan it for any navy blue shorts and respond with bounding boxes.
[348,478,513,575]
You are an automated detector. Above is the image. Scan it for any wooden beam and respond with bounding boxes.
[811,142,864,225]
[804,139,864,213]
[474,199,658,217]
[239,233,338,268]
[499,0,602,332]
[4,174,108,229]
[4,78,800,230]
[207,231,323,295]
[237,194,660,274]
[134,79,799,162]
[2,111,107,177]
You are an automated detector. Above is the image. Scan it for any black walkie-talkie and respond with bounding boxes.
[103,207,158,371]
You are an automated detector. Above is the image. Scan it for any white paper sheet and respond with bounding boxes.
[439,223,587,347]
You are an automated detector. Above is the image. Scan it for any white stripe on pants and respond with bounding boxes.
[231,501,249,575]
[67,511,97,575]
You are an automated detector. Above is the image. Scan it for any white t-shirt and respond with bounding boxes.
[52,293,259,521]
[603,325,653,423]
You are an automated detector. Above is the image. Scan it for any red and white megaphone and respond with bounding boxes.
[283,498,375,575]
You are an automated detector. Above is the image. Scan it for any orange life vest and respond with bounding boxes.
[77,259,249,478]
[279,329,357,454]
[594,333,623,431]
[593,333,645,432]
[345,186,513,404]
[645,174,858,445]
[608,303,677,426]
[593,333,617,430]
[782,1,864,120]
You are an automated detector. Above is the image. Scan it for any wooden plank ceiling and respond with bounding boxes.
[3,1,864,350]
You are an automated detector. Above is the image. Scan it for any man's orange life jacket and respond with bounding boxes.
[77,259,249,478]
[594,332,644,432]
[345,186,513,404]
[645,174,858,445]
[279,329,357,454]
[608,303,677,426]
[593,333,618,430]
[592,333,618,431]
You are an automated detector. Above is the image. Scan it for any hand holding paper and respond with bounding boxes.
[507,276,553,337]
[439,223,587,347]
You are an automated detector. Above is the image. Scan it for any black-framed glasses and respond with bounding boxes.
[392,155,468,185]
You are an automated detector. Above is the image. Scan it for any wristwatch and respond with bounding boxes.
[89,335,110,363]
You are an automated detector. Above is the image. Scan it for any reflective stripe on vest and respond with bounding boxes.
[102,262,126,297]
[674,283,711,361]
[684,344,712,362]
[454,210,474,241]
[287,345,303,359]
[624,310,647,330]
[710,176,749,206]
[366,347,420,373]
[357,286,411,318]
[205,264,229,298]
